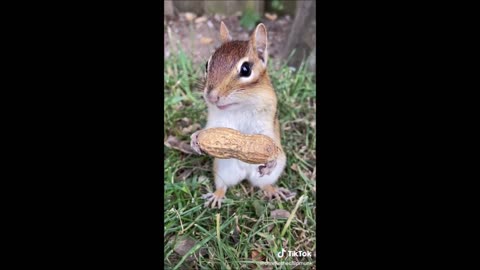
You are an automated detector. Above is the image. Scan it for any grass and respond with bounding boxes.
[164,41,316,269]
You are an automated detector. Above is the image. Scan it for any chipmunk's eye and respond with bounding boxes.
[240,62,251,77]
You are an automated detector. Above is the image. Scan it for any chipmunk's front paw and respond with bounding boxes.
[190,130,203,155]
[261,185,296,201]
[202,189,226,208]
[258,160,277,177]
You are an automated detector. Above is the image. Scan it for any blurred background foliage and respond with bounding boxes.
[164,0,315,72]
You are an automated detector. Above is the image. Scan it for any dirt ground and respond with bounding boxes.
[164,12,293,66]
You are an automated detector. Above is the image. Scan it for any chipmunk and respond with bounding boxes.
[190,22,296,208]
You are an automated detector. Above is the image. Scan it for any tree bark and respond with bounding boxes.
[280,0,314,60]
[306,47,316,73]
[164,0,174,17]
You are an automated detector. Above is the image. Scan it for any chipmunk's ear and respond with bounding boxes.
[250,23,268,66]
[219,21,232,43]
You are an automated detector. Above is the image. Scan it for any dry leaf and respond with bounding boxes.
[200,37,213,44]
[231,229,240,244]
[214,14,225,21]
[290,163,298,171]
[178,168,194,181]
[164,135,195,154]
[198,175,208,184]
[164,135,179,147]
[179,117,192,127]
[174,237,196,256]
[174,103,184,111]
[207,20,214,29]
[271,209,290,219]
[184,12,197,21]
[251,250,265,261]
[195,16,207,24]
[174,237,206,262]
[231,216,240,245]
[181,123,201,134]
[265,13,278,21]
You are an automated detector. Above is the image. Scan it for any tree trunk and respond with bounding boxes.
[306,47,316,73]
[164,0,174,17]
[280,0,314,61]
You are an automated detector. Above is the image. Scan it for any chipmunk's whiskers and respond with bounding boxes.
[193,77,206,92]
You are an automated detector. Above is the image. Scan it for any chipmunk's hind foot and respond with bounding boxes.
[261,185,296,201]
[202,188,226,208]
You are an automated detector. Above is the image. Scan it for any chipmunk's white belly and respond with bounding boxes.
[206,106,284,187]
[206,107,274,137]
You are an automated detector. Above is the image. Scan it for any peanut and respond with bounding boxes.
[197,128,280,164]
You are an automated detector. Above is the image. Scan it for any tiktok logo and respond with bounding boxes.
[276,248,312,258]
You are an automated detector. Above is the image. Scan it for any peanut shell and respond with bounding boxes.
[197,128,280,164]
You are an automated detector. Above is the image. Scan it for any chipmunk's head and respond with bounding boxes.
[203,22,274,110]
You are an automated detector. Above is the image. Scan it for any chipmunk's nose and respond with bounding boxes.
[207,93,219,103]
[206,86,219,103]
